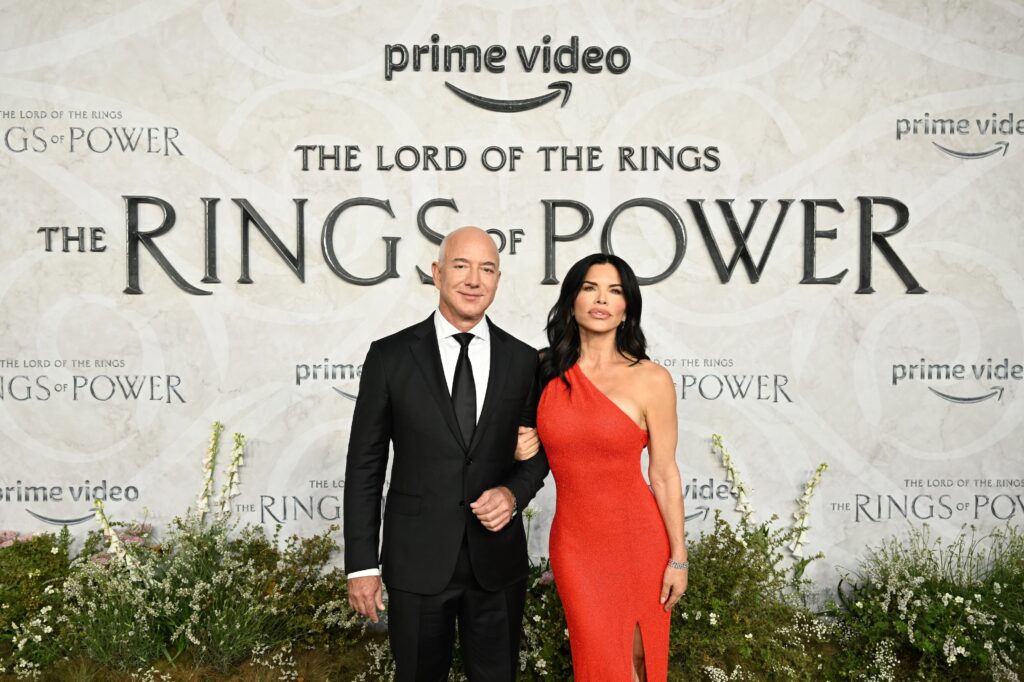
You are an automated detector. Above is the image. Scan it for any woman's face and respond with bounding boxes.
[573,263,628,334]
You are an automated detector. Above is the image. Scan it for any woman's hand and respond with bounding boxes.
[660,563,688,611]
[515,426,539,461]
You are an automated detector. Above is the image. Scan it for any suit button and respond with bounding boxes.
[458,500,465,508]
[465,457,473,465]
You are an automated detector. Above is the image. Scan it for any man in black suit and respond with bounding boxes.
[344,226,549,681]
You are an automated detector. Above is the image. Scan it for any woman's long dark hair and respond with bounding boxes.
[539,253,648,387]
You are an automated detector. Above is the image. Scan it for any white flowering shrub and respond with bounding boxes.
[518,558,573,680]
[57,552,165,670]
[669,435,833,681]
[4,427,1021,681]
[837,523,1024,681]
[1,422,362,679]
[0,528,71,675]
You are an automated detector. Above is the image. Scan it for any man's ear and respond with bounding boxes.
[431,261,441,288]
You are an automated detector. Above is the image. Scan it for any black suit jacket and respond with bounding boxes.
[343,314,549,594]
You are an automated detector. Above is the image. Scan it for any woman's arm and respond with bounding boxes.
[643,363,688,609]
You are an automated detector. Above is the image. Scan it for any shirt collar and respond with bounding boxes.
[434,309,490,342]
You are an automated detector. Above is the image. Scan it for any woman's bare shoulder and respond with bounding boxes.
[630,359,674,391]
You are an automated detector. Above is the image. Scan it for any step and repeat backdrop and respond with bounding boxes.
[1,0,1022,592]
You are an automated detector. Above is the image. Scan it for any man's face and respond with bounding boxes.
[432,229,501,329]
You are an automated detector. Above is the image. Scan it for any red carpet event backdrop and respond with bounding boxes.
[1,0,1022,592]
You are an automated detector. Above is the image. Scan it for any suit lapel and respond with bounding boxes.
[409,315,467,450]
[469,318,511,452]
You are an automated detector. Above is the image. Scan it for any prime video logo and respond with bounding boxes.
[295,359,363,400]
[891,358,1021,404]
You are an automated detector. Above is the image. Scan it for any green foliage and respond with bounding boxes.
[60,555,166,671]
[0,529,72,674]
[833,523,1024,681]
[154,516,289,670]
[0,529,70,643]
[1,516,360,676]
[3,426,1021,681]
[518,559,573,680]
[670,510,834,681]
[1,422,362,678]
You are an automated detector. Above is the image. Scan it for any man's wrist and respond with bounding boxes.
[502,486,518,518]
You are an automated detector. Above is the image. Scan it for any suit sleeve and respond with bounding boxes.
[343,341,392,574]
[500,354,549,509]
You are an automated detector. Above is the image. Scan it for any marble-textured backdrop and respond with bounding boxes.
[1,0,1022,593]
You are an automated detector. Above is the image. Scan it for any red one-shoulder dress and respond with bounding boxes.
[537,363,671,681]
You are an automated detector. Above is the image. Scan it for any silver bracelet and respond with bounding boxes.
[668,559,689,570]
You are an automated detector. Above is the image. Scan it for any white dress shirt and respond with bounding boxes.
[347,310,491,580]
[433,309,491,421]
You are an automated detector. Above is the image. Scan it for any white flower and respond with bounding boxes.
[217,431,246,514]
[711,435,758,523]
[195,421,224,520]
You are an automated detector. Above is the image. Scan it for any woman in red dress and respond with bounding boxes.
[517,254,688,681]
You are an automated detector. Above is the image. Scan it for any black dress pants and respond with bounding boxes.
[386,536,526,682]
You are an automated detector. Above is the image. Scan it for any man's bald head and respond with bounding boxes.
[438,226,500,268]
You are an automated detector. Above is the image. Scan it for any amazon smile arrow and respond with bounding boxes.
[927,385,1004,404]
[933,140,1009,160]
[444,81,572,113]
[334,387,358,401]
[25,509,96,525]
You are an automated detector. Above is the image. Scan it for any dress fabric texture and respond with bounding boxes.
[537,363,671,681]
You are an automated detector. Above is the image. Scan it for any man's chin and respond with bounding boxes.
[453,305,488,320]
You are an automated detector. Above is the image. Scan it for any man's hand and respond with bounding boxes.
[515,426,539,461]
[347,575,385,623]
[470,486,516,532]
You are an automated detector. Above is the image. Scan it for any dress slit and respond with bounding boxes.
[632,621,650,682]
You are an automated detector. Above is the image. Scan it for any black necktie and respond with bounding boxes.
[451,332,476,446]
